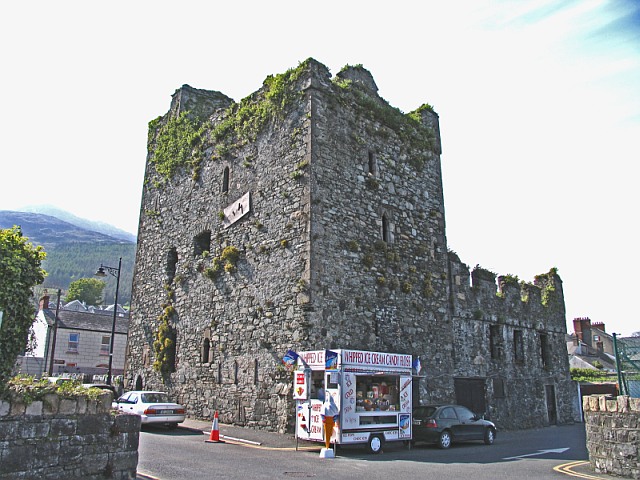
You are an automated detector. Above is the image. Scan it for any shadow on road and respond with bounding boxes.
[141,425,203,436]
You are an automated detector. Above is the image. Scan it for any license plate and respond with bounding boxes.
[160,409,174,414]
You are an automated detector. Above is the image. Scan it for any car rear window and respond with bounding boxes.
[141,393,169,403]
[416,406,437,417]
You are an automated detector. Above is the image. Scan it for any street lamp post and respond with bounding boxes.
[95,257,122,386]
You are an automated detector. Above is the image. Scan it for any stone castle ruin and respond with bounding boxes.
[125,58,574,432]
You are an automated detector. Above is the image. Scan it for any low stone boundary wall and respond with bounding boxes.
[0,392,140,479]
[583,395,640,479]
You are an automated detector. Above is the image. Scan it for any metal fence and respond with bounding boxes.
[615,335,640,398]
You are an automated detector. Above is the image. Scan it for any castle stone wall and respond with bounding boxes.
[126,58,574,433]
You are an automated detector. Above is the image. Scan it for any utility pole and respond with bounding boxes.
[47,289,62,376]
[613,333,625,396]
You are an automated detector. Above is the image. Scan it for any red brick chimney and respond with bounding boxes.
[39,294,50,310]
[573,317,592,342]
[592,322,606,332]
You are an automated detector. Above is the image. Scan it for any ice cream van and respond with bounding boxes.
[293,349,413,453]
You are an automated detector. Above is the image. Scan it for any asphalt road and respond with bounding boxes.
[137,423,598,480]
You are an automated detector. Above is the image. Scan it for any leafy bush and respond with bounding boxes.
[4,376,105,403]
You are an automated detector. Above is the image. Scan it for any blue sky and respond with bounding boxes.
[1,0,638,336]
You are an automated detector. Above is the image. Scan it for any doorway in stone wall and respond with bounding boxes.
[454,378,487,416]
[545,384,557,425]
[135,375,143,391]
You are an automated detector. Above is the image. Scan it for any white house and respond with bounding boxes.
[33,295,129,378]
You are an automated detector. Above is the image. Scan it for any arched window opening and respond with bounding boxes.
[217,363,222,385]
[194,230,211,257]
[234,360,239,385]
[202,338,211,364]
[166,247,178,284]
[135,375,143,391]
[222,167,230,194]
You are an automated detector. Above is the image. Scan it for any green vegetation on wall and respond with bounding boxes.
[148,60,312,186]
[213,60,309,145]
[204,246,241,280]
[331,68,438,170]
[148,111,207,183]
[153,288,176,376]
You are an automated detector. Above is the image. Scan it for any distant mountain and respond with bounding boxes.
[20,205,137,243]
[0,211,132,248]
[0,210,136,305]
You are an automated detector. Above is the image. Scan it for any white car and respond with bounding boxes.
[112,391,186,428]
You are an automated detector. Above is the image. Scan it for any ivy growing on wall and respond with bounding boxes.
[533,267,559,308]
[330,67,438,170]
[153,286,176,376]
[147,60,312,187]
[148,111,207,183]
[211,59,310,151]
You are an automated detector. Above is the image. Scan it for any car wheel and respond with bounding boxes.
[483,428,495,445]
[368,434,384,454]
[438,430,452,449]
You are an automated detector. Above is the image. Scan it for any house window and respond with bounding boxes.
[194,231,211,257]
[222,167,230,194]
[513,330,524,364]
[489,325,502,360]
[68,333,79,353]
[539,333,550,369]
[100,335,110,355]
[166,247,178,284]
[368,151,377,176]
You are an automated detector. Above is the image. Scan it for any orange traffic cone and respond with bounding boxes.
[205,410,223,443]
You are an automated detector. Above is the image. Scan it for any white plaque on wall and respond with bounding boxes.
[223,192,251,229]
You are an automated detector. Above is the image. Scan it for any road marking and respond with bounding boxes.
[136,472,162,480]
[554,460,608,479]
[201,431,320,451]
[503,447,569,460]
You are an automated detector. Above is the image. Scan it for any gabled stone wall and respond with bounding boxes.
[583,395,640,479]
[0,393,139,479]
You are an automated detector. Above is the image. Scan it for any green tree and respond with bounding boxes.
[0,227,46,392]
[66,278,105,305]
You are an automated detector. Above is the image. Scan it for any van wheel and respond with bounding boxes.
[368,434,384,454]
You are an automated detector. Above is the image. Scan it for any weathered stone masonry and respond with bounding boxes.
[125,58,574,433]
[584,395,640,479]
[0,393,139,480]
